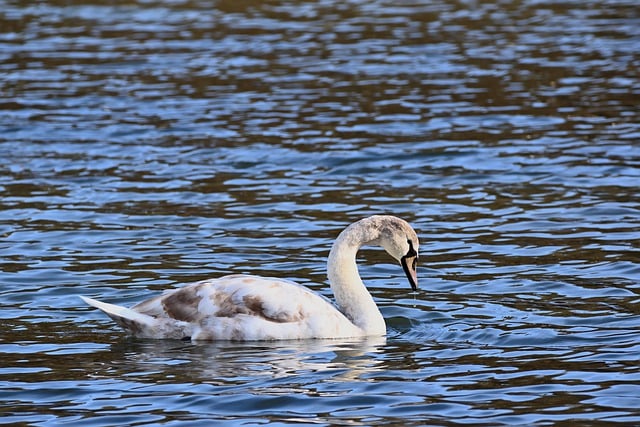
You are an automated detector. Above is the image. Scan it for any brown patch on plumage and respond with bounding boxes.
[242,295,264,314]
[114,316,145,336]
[230,326,244,341]
[209,290,251,318]
[131,294,165,317]
[242,295,304,323]
[162,284,204,322]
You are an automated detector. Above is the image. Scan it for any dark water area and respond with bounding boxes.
[1,0,639,425]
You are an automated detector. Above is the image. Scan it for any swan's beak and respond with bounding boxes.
[401,254,418,291]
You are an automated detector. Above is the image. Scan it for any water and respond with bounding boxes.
[1,0,639,425]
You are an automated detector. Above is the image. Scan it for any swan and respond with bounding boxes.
[80,215,419,341]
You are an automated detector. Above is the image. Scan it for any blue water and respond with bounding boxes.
[1,0,639,425]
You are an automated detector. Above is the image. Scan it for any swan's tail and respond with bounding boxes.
[80,295,155,335]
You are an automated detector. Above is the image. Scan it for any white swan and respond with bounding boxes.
[80,215,419,341]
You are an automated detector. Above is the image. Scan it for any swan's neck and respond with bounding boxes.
[327,221,386,336]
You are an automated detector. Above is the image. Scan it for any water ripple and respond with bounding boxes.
[1,0,639,425]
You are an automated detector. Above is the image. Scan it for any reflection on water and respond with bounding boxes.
[1,0,639,425]
[109,337,387,382]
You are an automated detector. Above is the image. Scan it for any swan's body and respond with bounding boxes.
[81,215,419,341]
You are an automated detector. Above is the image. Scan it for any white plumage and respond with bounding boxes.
[81,215,419,341]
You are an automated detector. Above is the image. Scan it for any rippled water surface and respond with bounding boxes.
[1,0,639,425]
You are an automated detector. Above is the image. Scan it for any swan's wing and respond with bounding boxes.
[132,274,321,323]
[131,274,360,340]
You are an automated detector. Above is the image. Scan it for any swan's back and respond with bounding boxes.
[84,274,362,341]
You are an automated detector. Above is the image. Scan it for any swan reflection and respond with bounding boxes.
[101,336,388,385]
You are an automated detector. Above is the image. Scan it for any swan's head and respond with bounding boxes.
[368,215,419,291]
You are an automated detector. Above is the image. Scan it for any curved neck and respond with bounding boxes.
[327,219,386,335]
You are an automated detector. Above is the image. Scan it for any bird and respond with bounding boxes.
[80,215,419,341]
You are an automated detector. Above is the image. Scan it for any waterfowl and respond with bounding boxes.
[80,215,419,341]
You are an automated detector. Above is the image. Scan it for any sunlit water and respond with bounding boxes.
[1,0,639,425]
